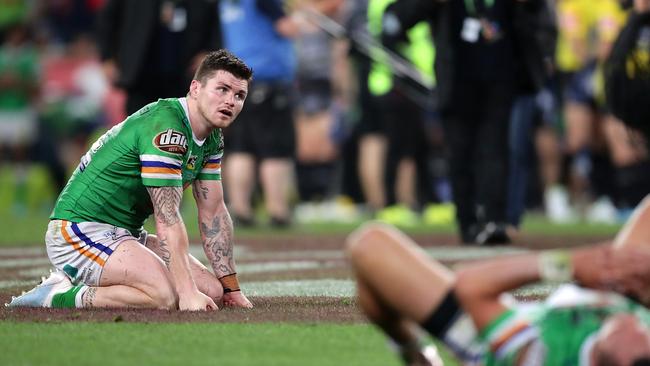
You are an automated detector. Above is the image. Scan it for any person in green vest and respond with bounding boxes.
[0,21,39,213]
[360,0,437,226]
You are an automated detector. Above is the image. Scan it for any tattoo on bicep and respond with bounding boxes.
[200,212,235,276]
[83,287,97,307]
[158,236,172,268]
[147,186,182,226]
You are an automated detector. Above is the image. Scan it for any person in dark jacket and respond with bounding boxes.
[383,0,549,244]
[96,0,222,114]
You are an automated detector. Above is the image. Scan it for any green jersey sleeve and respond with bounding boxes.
[196,151,223,181]
[196,130,224,181]
[138,127,189,187]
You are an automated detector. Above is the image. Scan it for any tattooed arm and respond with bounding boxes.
[193,179,253,308]
[147,186,217,311]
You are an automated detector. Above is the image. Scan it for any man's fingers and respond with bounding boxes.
[206,297,218,311]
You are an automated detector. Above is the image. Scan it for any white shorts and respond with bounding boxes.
[45,219,147,286]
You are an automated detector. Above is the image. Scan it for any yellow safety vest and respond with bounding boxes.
[367,0,435,96]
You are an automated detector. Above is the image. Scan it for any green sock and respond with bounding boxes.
[51,285,84,308]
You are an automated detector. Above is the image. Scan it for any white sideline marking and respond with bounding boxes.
[0,258,52,268]
[424,246,529,261]
[243,279,555,298]
[237,261,338,274]
[245,279,355,297]
[235,246,527,262]
[0,247,46,256]
[18,267,53,278]
[0,279,39,289]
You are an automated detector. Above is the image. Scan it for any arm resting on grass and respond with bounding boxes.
[193,179,253,308]
[147,186,217,311]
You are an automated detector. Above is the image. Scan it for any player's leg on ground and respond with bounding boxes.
[357,276,430,346]
[346,222,455,323]
[93,240,177,309]
[348,223,447,365]
[260,158,293,222]
[144,235,223,302]
[358,278,442,366]
[224,152,256,221]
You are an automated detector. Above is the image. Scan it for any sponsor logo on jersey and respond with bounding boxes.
[187,155,198,170]
[153,129,188,155]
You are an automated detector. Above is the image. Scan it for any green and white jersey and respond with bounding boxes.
[51,98,223,234]
[481,285,650,366]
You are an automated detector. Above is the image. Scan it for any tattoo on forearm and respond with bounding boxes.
[192,182,210,201]
[200,212,235,276]
[158,236,172,268]
[147,186,182,226]
[83,287,97,307]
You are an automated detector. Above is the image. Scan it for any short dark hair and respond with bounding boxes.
[193,49,253,83]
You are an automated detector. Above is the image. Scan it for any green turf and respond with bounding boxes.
[0,322,459,366]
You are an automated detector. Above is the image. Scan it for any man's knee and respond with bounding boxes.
[345,222,393,262]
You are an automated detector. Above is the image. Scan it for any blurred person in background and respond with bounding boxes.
[368,0,438,227]
[335,0,382,216]
[0,22,40,214]
[291,0,352,223]
[555,0,629,224]
[96,0,222,115]
[349,3,650,356]
[0,0,35,42]
[391,0,549,244]
[38,0,101,45]
[604,0,650,217]
[351,0,390,219]
[40,33,109,174]
[506,0,569,230]
[219,0,299,227]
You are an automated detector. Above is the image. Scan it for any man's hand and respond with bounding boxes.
[573,245,650,305]
[179,290,218,311]
[222,291,253,308]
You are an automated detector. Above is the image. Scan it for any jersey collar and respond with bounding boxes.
[178,97,206,147]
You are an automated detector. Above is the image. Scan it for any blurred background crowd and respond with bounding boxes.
[1,0,649,245]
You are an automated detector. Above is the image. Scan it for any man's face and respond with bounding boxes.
[191,70,248,129]
[593,313,650,365]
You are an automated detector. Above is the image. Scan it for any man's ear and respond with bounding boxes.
[189,79,200,98]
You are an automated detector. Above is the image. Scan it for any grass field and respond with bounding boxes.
[0,168,624,366]
[0,322,411,366]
